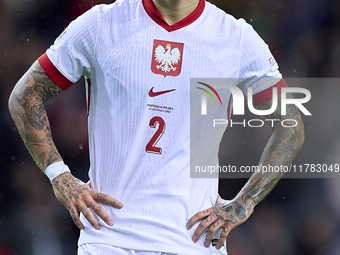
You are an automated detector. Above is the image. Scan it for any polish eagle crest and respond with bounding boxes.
[154,44,181,73]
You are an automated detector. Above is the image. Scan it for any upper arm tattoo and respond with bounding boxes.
[13,61,63,103]
[9,61,64,171]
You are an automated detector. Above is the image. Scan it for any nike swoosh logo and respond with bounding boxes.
[149,87,176,97]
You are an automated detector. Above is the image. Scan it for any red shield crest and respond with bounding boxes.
[151,39,184,77]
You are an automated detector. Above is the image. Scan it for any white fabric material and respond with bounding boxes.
[78,243,227,255]
[45,0,281,254]
[44,161,70,182]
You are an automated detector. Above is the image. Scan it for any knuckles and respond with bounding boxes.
[199,211,209,217]
[90,201,99,208]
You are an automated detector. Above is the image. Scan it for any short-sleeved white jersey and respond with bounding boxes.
[39,0,286,254]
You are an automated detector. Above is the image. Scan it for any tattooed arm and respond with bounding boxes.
[9,61,123,230]
[8,61,63,170]
[187,92,305,249]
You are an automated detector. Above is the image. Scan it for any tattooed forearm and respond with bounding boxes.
[8,61,64,171]
[213,93,304,225]
[238,93,305,207]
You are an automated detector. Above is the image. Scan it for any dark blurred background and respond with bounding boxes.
[0,0,339,254]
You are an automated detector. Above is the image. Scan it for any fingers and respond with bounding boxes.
[77,193,117,230]
[187,208,229,248]
[204,220,222,247]
[79,204,101,230]
[68,206,85,230]
[186,209,211,230]
[77,192,122,230]
[215,226,230,250]
[93,191,123,209]
[67,193,118,230]
[70,201,114,230]
[52,173,122,231]
[87,199,114,227]
[191,216,230,249]
[191,214,218,243]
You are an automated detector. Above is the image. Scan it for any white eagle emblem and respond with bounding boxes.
[154,44,181,73]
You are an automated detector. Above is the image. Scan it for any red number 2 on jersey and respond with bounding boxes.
[146,116,165,155]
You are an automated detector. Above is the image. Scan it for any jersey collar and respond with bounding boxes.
[142,0,205,32]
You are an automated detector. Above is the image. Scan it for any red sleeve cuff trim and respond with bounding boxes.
[38,53,73,90]
[252,78,288,106]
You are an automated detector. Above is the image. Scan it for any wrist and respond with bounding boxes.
[44,161,70,182]
[234,197,255,214]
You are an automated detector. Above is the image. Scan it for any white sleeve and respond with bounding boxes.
[43,6,99,88]
[237,21,282,96]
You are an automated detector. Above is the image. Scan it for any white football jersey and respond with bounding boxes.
[39,0,285,254]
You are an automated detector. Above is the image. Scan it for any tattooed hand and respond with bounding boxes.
[186,198,253,250]
[52,172,123,230]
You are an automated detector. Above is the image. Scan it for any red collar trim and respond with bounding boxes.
[142,0,205,32]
